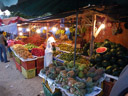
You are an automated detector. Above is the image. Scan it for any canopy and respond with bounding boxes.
[0,16,28,25]
[0,23,18,35]
[1,0,127,16]
[1,0,128,22]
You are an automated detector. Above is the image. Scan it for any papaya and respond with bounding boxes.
[78,71,84,78]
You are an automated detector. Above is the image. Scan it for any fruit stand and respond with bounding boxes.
[10,34,45,79]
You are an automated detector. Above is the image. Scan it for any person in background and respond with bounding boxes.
[110,65,128,96]
[44,32,56,67]
[0,31,10,63]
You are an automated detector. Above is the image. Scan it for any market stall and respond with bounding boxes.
[32,9,128,96]
[6,8,128,96]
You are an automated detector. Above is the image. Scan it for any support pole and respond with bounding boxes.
[73,10,79,67]
[46,22,49,39]
[89,14,96,57]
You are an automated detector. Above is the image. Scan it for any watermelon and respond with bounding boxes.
[96,47,107,53]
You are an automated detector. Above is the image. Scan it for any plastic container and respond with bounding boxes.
[36,57,44,68]
[42,83,62,96]
[21,67,36,79]
[36,67,43,76]
[21,60,35,70]
[15,62,22,72]
[14,56,21,64]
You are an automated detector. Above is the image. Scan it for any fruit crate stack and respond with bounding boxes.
[21,60,36,79]
[36,57,44,75]
[12,53,44,79]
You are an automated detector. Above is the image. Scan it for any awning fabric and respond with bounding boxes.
[0,17,28,25]
[0,23,18,35]
[0,0,121,16]
[1,0,128,22]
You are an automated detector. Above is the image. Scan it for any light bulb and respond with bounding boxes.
[26,28,30,32]
[44,26,47,30]
[101,24,105,29]
[36,29,41,33]
[52,27,57,32]
[18,27,22,31]
[19,32,23,36]
[65,27,69,31]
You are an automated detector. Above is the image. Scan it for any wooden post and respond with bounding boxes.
[46,22,49,39]
[89,14,96,57]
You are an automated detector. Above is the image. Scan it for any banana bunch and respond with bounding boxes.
[69,27,75,33]
[42,29,46,33]
[61,30,65,35]
[55,29,61,35]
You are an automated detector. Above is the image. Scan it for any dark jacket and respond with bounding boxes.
[0,34,7,45]
[110,65,128,96]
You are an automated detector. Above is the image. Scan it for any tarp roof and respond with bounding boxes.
[2,17,28,25]
[1,0,128,22]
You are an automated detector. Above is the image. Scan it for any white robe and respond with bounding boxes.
[44,37,55,67]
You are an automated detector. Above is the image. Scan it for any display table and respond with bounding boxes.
[38,72,102,96]
[11,47,44,78]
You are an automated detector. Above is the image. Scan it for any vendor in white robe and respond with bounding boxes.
[44,32,56,67]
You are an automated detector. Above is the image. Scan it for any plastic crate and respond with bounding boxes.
[103,81,114,96]
[42,83,62,96]
[21,60,35,70]
[36,67,43,76]
[15,62,22,72]
[21,67,36,79]
[14,56,21,64]
[36,58,44,68]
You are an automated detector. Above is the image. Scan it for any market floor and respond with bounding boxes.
[0,57,44,96]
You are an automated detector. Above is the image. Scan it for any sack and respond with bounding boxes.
[4,40,8,46]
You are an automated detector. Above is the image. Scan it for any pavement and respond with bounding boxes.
[0,57,44,96]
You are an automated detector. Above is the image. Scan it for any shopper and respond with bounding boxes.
[110,65,128,96]
[44,32,56,67]
[0,31,10,63]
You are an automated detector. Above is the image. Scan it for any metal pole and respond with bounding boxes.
[73,10,79,67]
[89,14,96,57]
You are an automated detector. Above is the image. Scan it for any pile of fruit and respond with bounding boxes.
[15,36,27,40]
[58,44,82,53]
[41,61,65,80]
[89,39,128,76]
[59,53,81,62]
[38,44,46,50]
[24,43,38,50]
[53,51,62,57]
[22,34,44,46]
[14,40,25,45]
[55,67,104,95]
[12,44,33,59]
[31,48,45,56]
[58,44,74,52]
[41,60,104,96]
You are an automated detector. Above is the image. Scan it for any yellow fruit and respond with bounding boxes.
[55,29,61,35]
[3,32,6,36]
[61,30,65,34]
[43,29,46,33]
